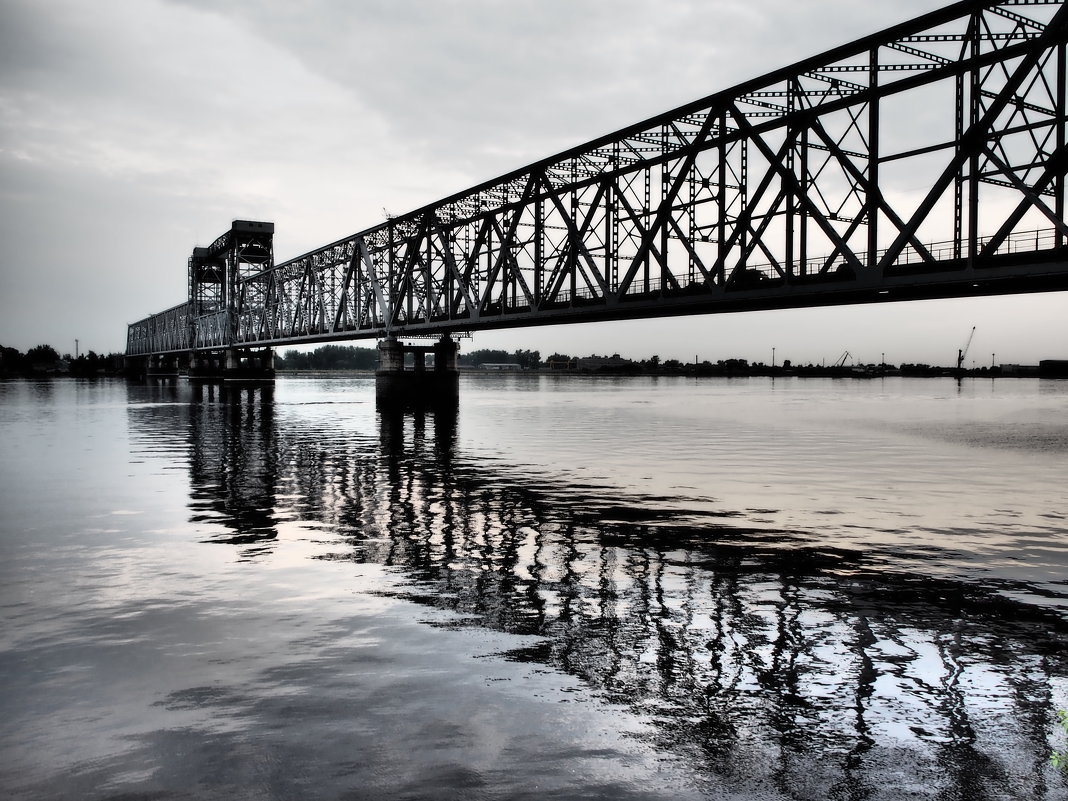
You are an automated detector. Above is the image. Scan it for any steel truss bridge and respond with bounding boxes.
[127,0,1068,358]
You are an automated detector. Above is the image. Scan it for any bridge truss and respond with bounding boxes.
[128,0,1068,356]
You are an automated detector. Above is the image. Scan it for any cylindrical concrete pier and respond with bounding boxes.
[376,336,459,407]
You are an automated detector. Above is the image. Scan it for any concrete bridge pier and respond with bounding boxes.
[124,353,188,380]
[189,350,220,378]
[123,355,148,379]
[376,335,459,406]
[189,348,275,380]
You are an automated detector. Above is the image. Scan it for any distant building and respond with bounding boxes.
[999,364,1040,377]
[575,354,634,371]
[546,358,575,370]
[1039,360,1068,378]
[480,363,523,371]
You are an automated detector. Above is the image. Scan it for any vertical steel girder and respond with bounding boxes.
[129,1,1068,355]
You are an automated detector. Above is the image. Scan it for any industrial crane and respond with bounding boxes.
[956,327,976,372]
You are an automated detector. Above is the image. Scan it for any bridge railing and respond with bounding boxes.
[884,227,1061,267]
[545,226,1064,304]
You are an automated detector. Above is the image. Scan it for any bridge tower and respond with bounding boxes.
[187,220,276,379]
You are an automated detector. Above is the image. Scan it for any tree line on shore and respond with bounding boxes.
[3,342,1047,379]
[276,346,543,371]
[1,344,125,378]
[276,344,991,377]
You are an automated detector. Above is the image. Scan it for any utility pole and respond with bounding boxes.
[75,339,79,359]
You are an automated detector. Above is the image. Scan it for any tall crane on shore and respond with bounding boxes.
[957,327,976,372]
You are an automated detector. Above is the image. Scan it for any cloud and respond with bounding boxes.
[162,0,945,174]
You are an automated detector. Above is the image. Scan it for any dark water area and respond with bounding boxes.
[1,374,1067,800]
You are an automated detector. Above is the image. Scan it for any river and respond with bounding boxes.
[1,374,1066,800]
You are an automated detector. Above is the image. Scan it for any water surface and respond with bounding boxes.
[1,375,1066,800]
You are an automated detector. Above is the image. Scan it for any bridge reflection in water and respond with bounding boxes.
[136,381,1065,799]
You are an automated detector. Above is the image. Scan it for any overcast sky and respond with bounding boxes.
[1,0,1065,366]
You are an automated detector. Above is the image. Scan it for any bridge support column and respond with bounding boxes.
[123,355,148,379]
[189,350,221,378]
[189,348,275,381]
[376,335,459,407]
[145,353,181,377]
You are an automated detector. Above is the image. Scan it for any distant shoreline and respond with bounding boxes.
[3,363,1062,380]
[272,366,1066,380]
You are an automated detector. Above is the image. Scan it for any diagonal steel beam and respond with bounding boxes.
[478,173,539,313]
[429,224,477,319]
[979,138,1068,254]
[542,173,610,299]
[732,107,868,275]
[489,217,536,308]
[807,115,935,264]
[617,110,722,296]
[881,4,1068,269]
[356,236,390,333]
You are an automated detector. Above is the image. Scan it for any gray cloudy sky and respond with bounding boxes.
[1,0,1065,366]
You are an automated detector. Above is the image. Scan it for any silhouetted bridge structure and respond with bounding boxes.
[127,0,1068,392]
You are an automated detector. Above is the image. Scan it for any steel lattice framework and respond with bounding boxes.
[128,0,1068,356]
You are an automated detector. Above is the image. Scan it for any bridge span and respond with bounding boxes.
[126,0,1068,391]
